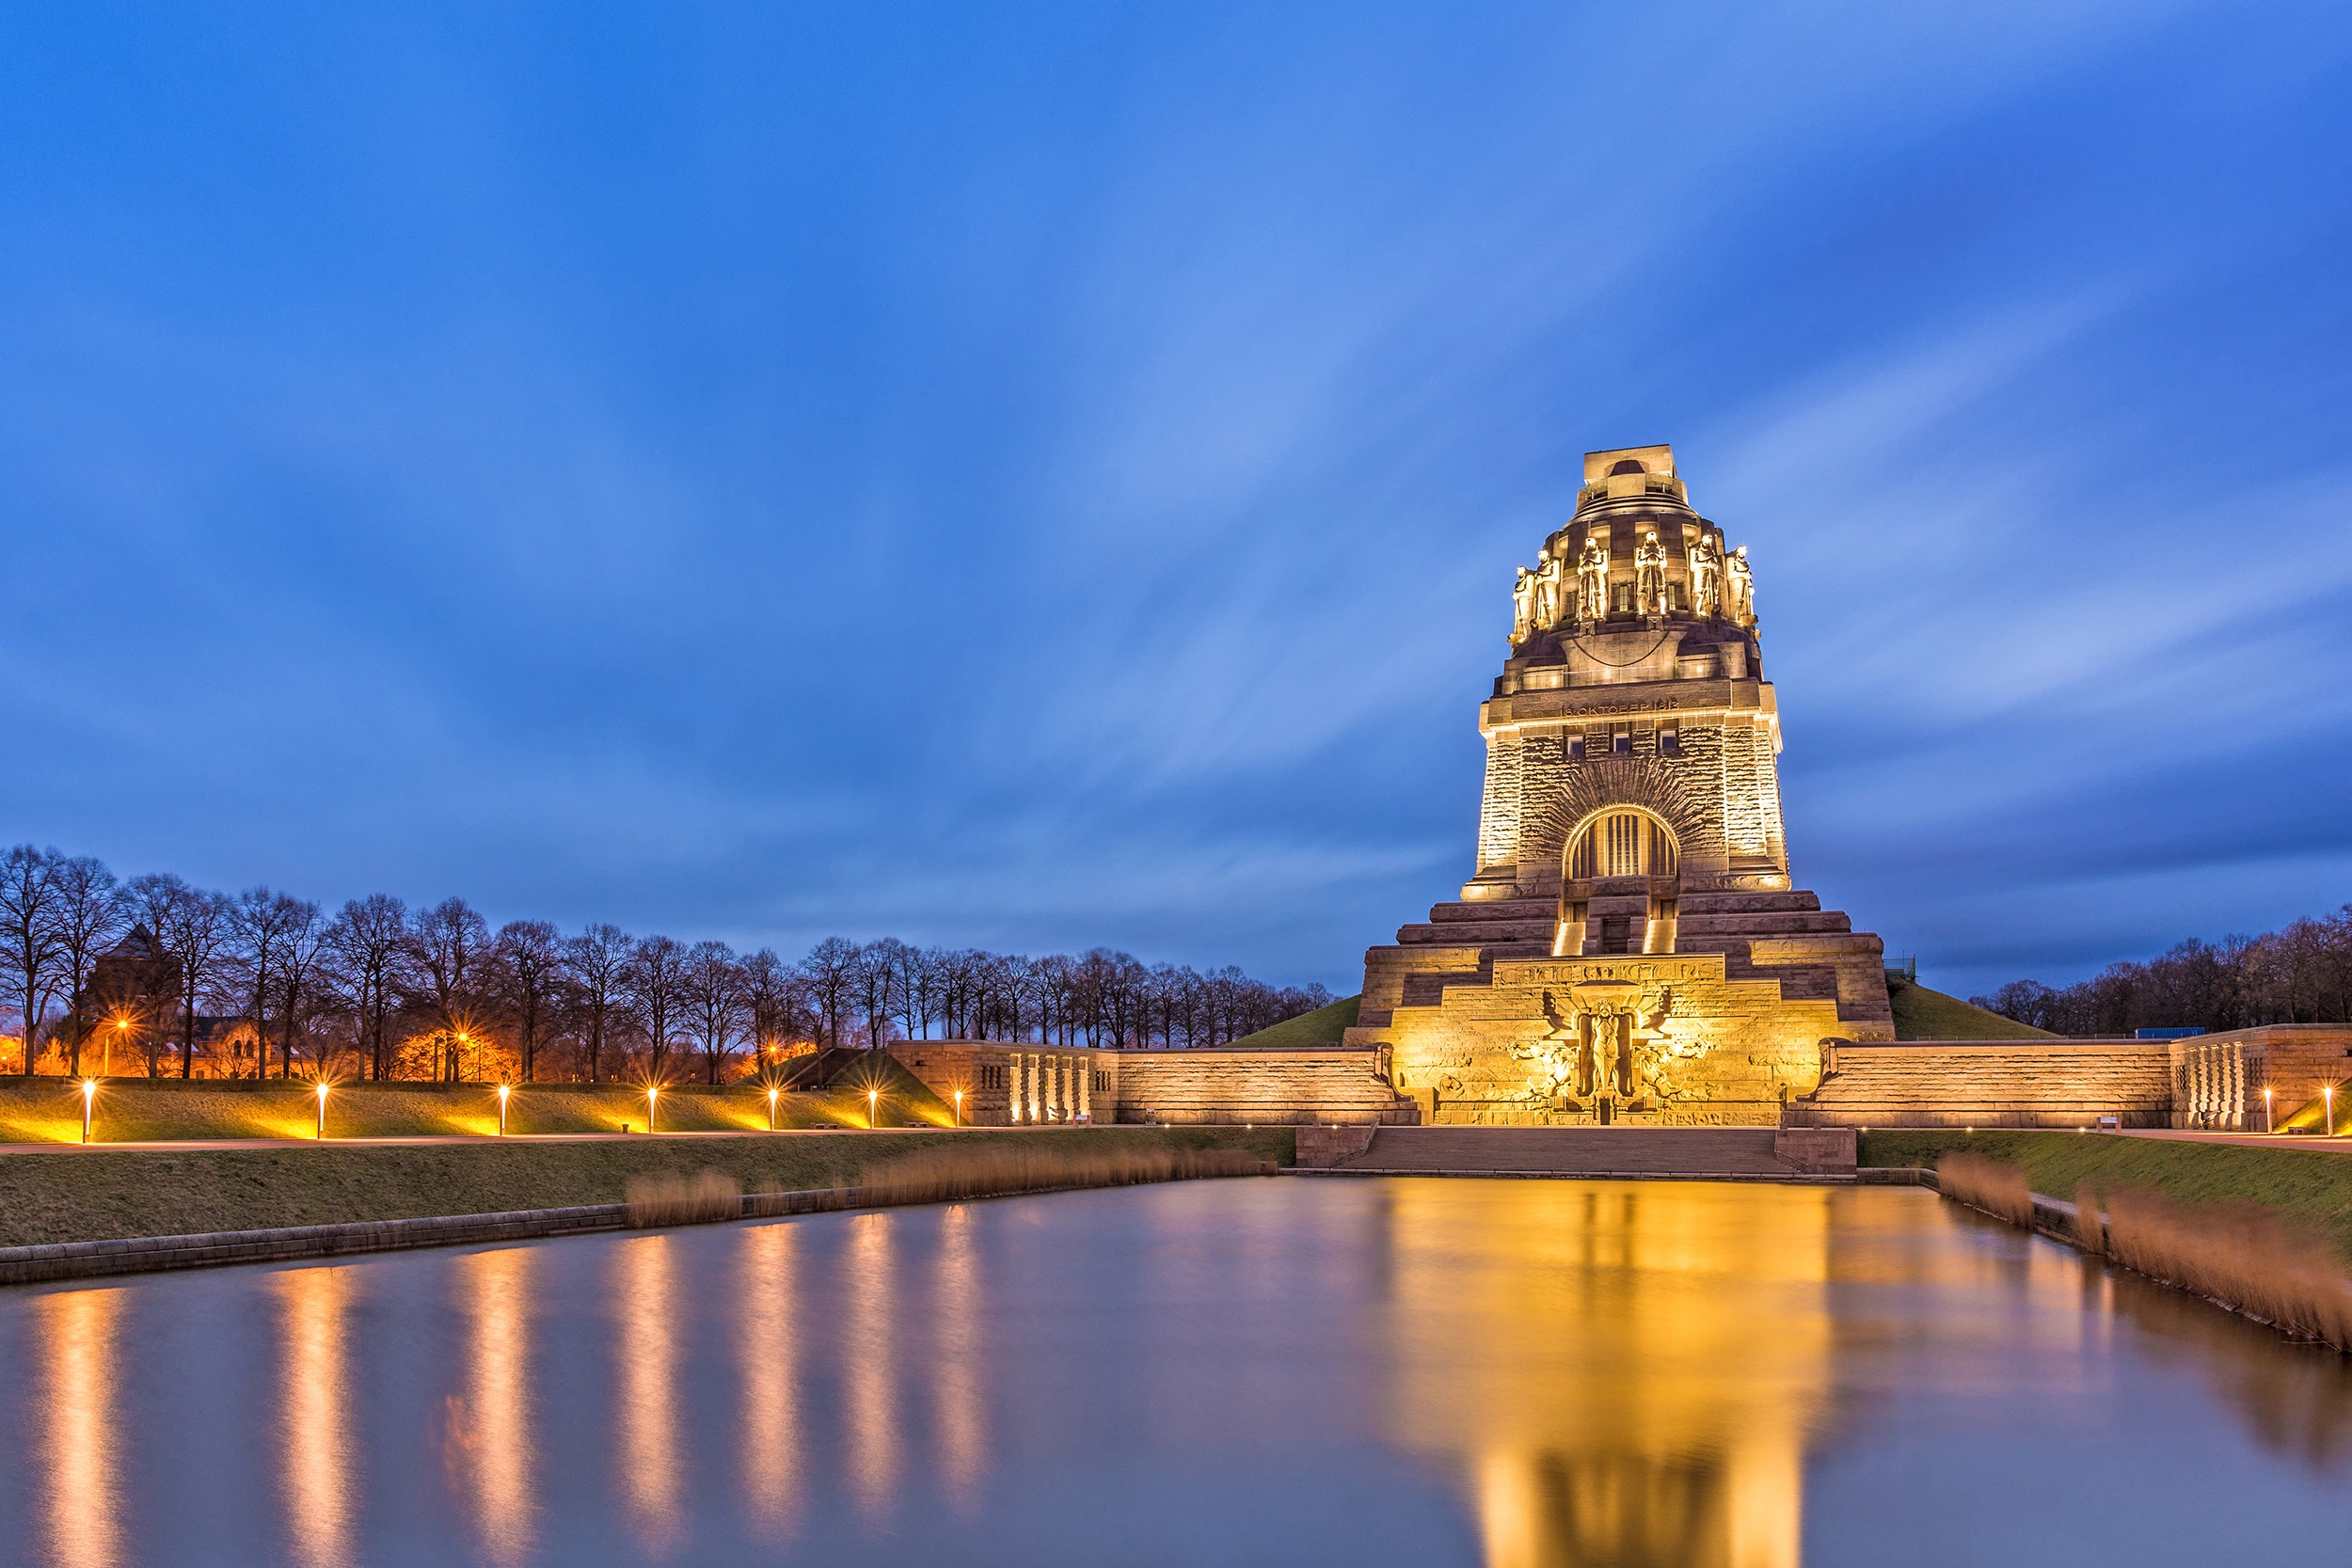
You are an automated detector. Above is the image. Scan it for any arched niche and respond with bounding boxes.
[1554,806,1682,958]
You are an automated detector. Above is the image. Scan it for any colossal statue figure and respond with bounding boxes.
[1634,531,1668,618]
[1725,544,1755,626]
[1532,551,1563,628]
[1575,536,1608,622]
[1687,535,1721,619]
[1511,565,1536,642]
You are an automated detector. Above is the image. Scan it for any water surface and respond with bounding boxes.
[5,1178,2349,1566]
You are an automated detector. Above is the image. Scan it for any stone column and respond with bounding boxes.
[1027,1053,1041,1125]
[1079,1055,1092,1121]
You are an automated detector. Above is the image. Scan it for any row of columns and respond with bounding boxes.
[1008,1052,1092,1124]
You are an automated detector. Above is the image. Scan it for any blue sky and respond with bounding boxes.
[2,2,2347,997]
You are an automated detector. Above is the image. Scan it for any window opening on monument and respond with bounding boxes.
[1572,810,1681,880]
[1660,726,1679,756]
[1613,729,1630,755]
[1568,736,1585,761]
[1613,583,1633,614]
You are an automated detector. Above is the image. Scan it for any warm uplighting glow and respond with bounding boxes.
[646,1085,660,1133]
[80,1078,97,1144]
[953,1088,963,1128]
[2265,1085,2275,1134]
[867,1088,879,1130]
[315,1081,330,1140]
[497,1083,512,1136]
[2328,1084,2336,1138]
[767,1086,780,1132]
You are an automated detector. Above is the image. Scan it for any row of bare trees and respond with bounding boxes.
[0,844,1332,1081]
[1971,905,2352,1037]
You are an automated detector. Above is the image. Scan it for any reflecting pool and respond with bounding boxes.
[5,1178,2351,1566]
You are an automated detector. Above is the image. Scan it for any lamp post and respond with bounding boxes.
[497,1083,511,1136]
[953,1089,963,1128]
[767,1087,779,1131]
[315,1082,329,1140]
[2265,1085,2274,1134]
[867,1088,879,1130]
[2328,1085,2336,1139]
[646,1085,660,1133]
[81,1078,97,1144]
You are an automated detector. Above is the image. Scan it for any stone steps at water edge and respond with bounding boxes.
[1331,1126,1802,1177]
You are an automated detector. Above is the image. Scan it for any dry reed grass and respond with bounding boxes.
[2074,1180,2106,1254]
[2104,1185,2352,1351]
[1936,1151,2034,1228]
[849,1141,1272,1206]
[626,1169,744,1227]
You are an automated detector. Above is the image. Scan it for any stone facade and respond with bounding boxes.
[886,1041,1411,1127]
[887,1042,1113,1125]
[1348,445,1894,1126]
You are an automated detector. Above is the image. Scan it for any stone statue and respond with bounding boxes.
[1725,544,1755,626]
[1634,532,1668,617]
[1575,535,1608,621]
[1532,550,1565,628]
[1687,535,1720,618]
[1511,565,1536,642]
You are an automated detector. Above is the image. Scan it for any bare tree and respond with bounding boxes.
[272,899,327,1079]
[411,898,492,1081]
[47,855,125,1075]
[227,889,303,1080]
[328,894,409,1081]
[143,878,230,1079]
[739,947,806,1071]
[801,936,859,1050]
[0,845,63,1074]
[564,923,631,1083]
[852,938,903,1051]
[681,940,745,1085]
[494,920,564,1083]
[623,934,691,1084]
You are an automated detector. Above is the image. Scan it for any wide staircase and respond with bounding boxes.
[1329,1126,1808,1179]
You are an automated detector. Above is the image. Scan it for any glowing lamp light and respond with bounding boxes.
[315,1081,330,1140]
[2265,1085,2274,1134]
[646,1085,660,1134]
[81,1078,98,1144]
[953,1089,964,1128]
[497,1083,512,1136]
[867,1088,879,1130]
[768,1086,780,1131]
[2328,1085,2336,1139]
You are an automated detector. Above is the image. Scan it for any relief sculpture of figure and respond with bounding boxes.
[1511,565,1536,643]
[1687,535,1720,618]
[1634,531,1668,617]
[1575,535,1609,621]
[1532,549,1565,628]
[1725,544,1755,626]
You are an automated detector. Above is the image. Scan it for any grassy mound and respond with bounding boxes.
[1862,1128,2352,1261]
[1228,995,1361,1049]
[0,1125,1298,1249]
[1887,973,2058,1040]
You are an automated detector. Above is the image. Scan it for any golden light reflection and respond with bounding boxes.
[932,1202,988,1508]
[36,1286,122,1568]
[452,1246,536,1565]
[1385,1181,1830,1568]
[739,1222,803,1539]
[844,1212,901,1521]
[615,1236,683,1557]
[275,1266,357,1568]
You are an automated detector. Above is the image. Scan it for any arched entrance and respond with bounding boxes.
[1553,807,1682,958]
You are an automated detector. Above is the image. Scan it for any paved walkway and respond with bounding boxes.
[2114,1128,2352,1154]
[0,1126,967,1155]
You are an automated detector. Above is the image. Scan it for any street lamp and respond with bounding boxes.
[867,1087,879,1130]
[2328,1085,2336,1138]
[646,1085,660,1133]
[81,1078,97,1144]
[315,1081,330,1140]
[2265,1085,2274,1134]
[496,1083,511,1136]
[953,1089,963,1128]
[767,1086,779,1131]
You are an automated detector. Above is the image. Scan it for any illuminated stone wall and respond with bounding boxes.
[1104,1048,1411,1126]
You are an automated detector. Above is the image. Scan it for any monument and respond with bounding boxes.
[1346,445,1896,1126]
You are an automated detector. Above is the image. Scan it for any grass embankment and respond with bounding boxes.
[1865,1129,2352,1262]
[1228,995,1361,1049]
[1886,973,2057,1040]
[0,1068,953,1146]
[0,1125,1295,1249]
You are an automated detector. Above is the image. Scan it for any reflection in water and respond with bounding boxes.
[452,1247,536,1565]
[614,1237,683,1558]
[275,1267,356,1568]
[36,1287,122,1568]
[844,1212,901,1522]
[739,1222,803,1539]
[1388,1182,1828,1568]
[932,1203,988,1508]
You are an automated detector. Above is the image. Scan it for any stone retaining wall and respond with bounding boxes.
[1110,1048,1414,1125]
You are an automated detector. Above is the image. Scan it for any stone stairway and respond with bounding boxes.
[1327,1125,1812,1179]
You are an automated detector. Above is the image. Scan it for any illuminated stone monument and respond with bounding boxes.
[1347,445,1894,1126]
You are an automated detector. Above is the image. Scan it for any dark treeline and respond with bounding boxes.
[1971,905,2352,1037]
[0,844,1333,1082]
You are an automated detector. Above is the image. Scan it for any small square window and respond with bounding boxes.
[1568,736,1585,761]
[1660,728,1680,756]
[1613,731,1631,755]
[1612,584,1633,613]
